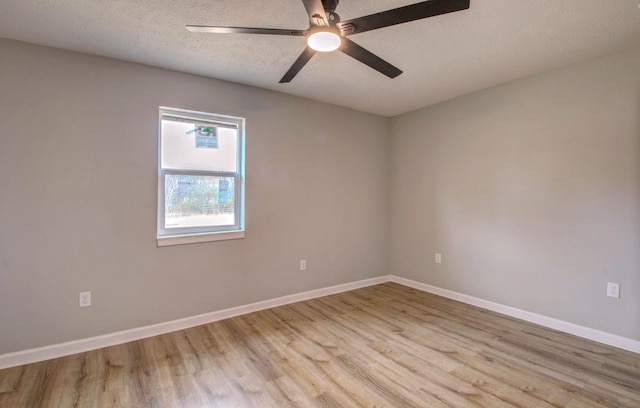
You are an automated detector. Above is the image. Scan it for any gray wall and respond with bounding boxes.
[390,46,640,340]
[2,38,638,356]
[0,39,390,354]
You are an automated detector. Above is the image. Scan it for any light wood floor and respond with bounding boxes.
[1,282,639,407]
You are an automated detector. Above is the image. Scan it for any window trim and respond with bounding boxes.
[157,107,245,246]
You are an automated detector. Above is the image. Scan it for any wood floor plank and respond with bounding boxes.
[1,282,639,407]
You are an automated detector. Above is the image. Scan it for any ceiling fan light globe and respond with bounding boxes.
[307,31,341,52]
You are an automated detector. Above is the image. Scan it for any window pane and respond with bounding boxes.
[164,174,235,229]
[161,120,237,172]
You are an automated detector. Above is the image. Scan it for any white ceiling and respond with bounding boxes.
[1,0,639,117]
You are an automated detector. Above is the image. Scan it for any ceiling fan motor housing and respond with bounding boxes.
[322,0,339,12]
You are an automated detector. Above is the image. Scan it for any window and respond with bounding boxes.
[157,107,245,246]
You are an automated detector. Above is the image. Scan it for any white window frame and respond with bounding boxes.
[157,107,245,246]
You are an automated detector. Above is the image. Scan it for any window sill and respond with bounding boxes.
[157,230,245,247]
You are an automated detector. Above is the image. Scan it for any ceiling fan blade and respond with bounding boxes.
[337,0,470,36]
[187,25,307,36]
[301,0,328,26]
[280,47,317,83]
[339,38,402,79]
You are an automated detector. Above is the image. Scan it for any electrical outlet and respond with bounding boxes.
[606,282,620,299]
[435,253,442,264]
[300,259,307,271]
[79,291,92,307]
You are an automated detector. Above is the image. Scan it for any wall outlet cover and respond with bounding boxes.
[79,291,92,307]
[606,282,620,299]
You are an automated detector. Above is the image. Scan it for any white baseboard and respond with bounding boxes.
[1,274,638,369]
[0,276,388,370]
[389,275,640,354]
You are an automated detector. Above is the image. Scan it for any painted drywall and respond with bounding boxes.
[0,39,390,355]
[2,37,639,357]
[390,46,640,340]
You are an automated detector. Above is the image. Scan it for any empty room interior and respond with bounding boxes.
[1,0,639,406]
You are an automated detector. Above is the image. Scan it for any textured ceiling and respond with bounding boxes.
[1,0,640,116]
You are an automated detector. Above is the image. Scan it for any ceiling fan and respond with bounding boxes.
[187,0,470,83]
